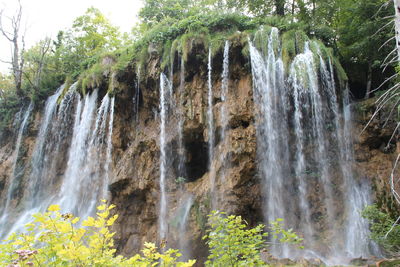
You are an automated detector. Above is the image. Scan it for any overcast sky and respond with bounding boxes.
[0,0,143,73]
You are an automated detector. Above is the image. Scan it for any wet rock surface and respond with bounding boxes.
[0,40,398,265]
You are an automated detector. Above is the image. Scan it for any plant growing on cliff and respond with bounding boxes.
[203,211,303,266]
[0,200,196,267]
[362,204,400,256]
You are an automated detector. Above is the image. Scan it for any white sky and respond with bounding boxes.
[0,0,144,73]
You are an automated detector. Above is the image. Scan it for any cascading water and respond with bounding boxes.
[0,84,76,237]
[177,194,194,260]
[0,102,33,232]
[0,84,115,239]
[28,85,65,201]
[319,58,374,258]
[58,89,99,214]
[249,27,374,263]
[218,41,230,186]
[207,47,216,208]
[58,91,115,218]
[159,73,169,241]
[249,29,292,256]
[5,102,33,206]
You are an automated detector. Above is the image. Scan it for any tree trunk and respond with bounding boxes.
[0,0,24,98]
[13,36,23,97]
[365,62,372,99]
[312,0,316,16]
[275,0,285,16]
[292,0,295,15]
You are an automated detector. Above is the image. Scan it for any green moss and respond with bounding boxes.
[56,76,73,105]
[281,31,297,71]
[281,29,310,71]
[137,45,149,72]
[55,12,347,99]
[160,40,172,71]
[111,47,136,72]
[192,194,211,233]
[107,72,117,95]
[332,56,348,87]
[252,26,272,54]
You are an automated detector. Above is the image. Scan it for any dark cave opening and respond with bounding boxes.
[183,129,208,182]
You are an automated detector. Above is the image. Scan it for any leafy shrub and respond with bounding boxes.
[362,204,400,256]
[203,211,303,267]
[0,201,195,267]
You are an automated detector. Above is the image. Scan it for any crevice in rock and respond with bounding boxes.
[181,127,208,182]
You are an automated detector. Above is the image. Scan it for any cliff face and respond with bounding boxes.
[0,32,398,264]
[352,99,400,216]
[109,41,261,259]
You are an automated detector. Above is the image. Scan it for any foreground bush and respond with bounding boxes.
[0,201,195,267]
[203,211,303,266]
[362,205,400,256]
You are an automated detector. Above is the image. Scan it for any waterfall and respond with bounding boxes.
[28,85,65,200]
[159,73,169,241]
[215,40,230,207]
[219,41,230,160]
[58,91,114,218]
[207,47,216,208]
[6,102,33,206]
[249,28,373,263]
[104,96,115,197]
[0,102,33,233]
[0,84,77,237]
[58,89,99,215]
[249,28,292,256]
[177,194,194,260]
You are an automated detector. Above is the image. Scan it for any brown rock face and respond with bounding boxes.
[352,100,400,216]
[108,40,263,260]
[0,39,398,264]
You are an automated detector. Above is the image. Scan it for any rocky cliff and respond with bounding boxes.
[0,29,398,265]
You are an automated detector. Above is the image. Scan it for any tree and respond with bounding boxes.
[337,0,393,99]
[0,0,25,97]
[225,0,285,16]
[58,7,122,78]
[139,0,197,25]
[23,38,52,95]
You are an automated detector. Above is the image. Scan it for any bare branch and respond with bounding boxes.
[385,121,400,147]
[379,36,396,52]
[371,73,398,93]
[360,86,400,135]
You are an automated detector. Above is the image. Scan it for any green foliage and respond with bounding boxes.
[281,29,309,69]
[175,177,187,184]
[362,205,400,256]
[0,74,23,132]
[337,0,392,66]
[203,211,267,266]
[0,201,196,267]
[269,218,304,248]
[203,211,303,267]
[53,7,122,81]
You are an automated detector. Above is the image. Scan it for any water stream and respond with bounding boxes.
[159,73,169,241]
[249,27,374,263]
[207,47,216,208]
[218,41,230,187]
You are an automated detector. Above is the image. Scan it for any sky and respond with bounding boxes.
[0,0,144,73]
